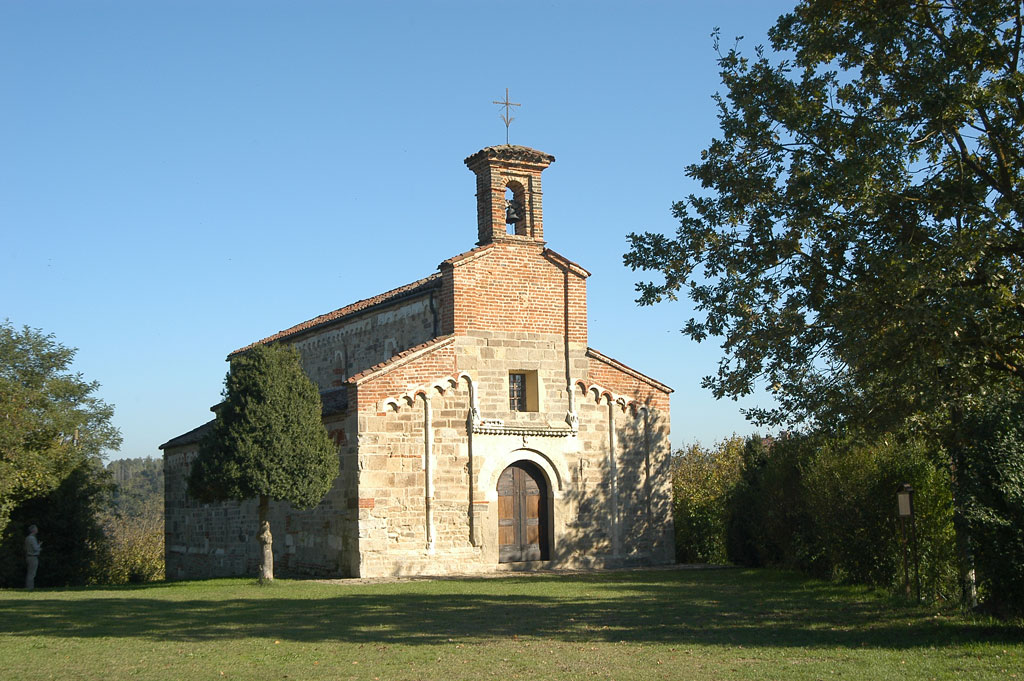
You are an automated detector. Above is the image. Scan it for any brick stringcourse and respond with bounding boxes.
[542,249,591,278]
[377,372,580,436]
[575,379,658,416]
[441,243,496,269]
[376,370,657,430]
[379,371,473,413]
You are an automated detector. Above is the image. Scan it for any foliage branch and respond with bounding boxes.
[626,0,1024,433]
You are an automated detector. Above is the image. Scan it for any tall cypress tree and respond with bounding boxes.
[188,343,336,582]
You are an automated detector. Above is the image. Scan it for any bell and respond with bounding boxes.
[505,199,523,225]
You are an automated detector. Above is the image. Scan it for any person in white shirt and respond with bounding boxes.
[24,525,41,590]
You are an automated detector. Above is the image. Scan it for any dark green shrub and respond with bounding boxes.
[960,390,1024,616]
[801,434,956,598]
[725,435,813,569]
[717,431,957,602]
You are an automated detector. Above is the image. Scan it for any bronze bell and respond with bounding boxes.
[505,199,523,224]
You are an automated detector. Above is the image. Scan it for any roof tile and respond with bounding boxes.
[230,273,441,356]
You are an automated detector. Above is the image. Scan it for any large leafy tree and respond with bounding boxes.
[0,457,113,587]
[625,0,1023,602]
[188,343,337,582]
[0,321,121,537]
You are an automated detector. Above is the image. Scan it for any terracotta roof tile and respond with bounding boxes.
[464,145,555,167]
[230,273,442,356]
[161,386,350,451]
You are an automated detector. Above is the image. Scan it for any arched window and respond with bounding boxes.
[503,180,527,236]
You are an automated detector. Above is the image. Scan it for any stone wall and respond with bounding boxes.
[571,381,675,566]
[163,411,358,580]
[354,384,483,577]
[350,329,674,578]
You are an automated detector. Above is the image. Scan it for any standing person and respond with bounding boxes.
[24,525,41,590]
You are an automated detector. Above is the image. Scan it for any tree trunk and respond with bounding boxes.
[257,494,274,583]
[948,408,977,609]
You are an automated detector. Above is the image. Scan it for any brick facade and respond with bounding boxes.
[162,144,675,579]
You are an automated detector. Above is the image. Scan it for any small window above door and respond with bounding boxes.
[509,370,539,412]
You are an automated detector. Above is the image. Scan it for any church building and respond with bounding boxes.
[161,145,675,579]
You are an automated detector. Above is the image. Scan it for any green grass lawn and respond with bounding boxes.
[0,567,1020,681]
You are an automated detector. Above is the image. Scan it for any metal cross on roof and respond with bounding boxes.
[492,88,521,145]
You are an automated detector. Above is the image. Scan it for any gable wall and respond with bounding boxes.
[587,354,671,413]
[571,381,674,564]
[354,384,482,576]
[441,242,587,345]
[352,339,458,410]
[288,293,440,391]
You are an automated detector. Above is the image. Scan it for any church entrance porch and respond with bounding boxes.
[497,461,550,563]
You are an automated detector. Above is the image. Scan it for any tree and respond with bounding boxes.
[671,436,745,564]
[959,390,1024,615]
[187,343,337,582]
[625,0,1024,605]
[0,321,121,538]
[106,457,163,518]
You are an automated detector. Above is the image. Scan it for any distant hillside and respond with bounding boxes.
[106,457,163,517]
[101,457,164,583]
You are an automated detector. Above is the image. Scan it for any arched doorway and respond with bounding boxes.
[497,461,550,562]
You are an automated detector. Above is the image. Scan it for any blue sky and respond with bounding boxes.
[2,1,794,459]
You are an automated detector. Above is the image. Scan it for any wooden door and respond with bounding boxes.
[497,461,549,563]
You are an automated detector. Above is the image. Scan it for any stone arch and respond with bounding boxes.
[458,372,479,417]
[503,178,528,236]
[378,371,475,414]
[575,379,653,417]
[496,458,550,562]
[478,447,567,502]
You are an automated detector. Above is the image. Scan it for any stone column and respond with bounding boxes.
[421,393,435,553]
[643,407,653,525]
[462,374,484,547]
[608,397,620,557]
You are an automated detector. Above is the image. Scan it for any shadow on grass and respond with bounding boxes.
[0,569,1018,649]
